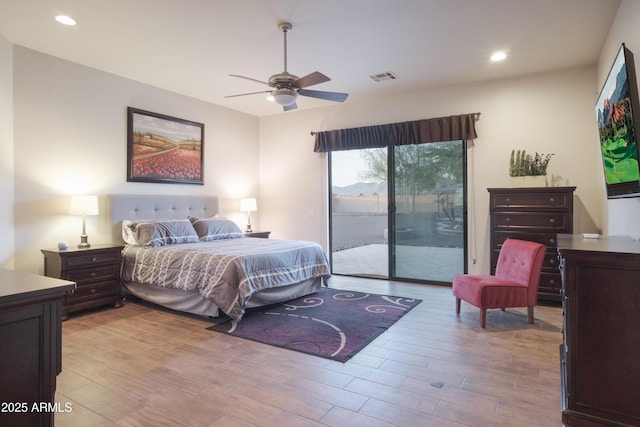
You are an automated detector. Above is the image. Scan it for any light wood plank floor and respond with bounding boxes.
[55,276,564,426]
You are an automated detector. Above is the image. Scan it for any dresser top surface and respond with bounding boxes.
[41,243,124,255]
[0,268,75,302]
[557,234,640,255]
[488,186,576,193]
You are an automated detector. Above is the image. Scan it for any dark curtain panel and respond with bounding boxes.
[313,113,479,153]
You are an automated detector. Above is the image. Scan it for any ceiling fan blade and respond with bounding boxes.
[224,90,271,99]
[299,89,349,102]
[283,102,298,111]
[293,71,331,89]
[229,74,270,86]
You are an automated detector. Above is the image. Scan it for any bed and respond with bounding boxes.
[107,195,331,320]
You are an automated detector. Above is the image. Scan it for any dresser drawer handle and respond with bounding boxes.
[91,257,97,262]
[549,218,555,224]
[90,272,96,278]
[505,217,510,222]
[549,238,555,244]
[549,279,555,285]
[505,198,510,203]
[549,197,555,203]
[549,259,556,265]
[90,288,96,294]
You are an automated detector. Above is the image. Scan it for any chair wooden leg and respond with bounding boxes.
[528,306,534,324]
[480,308,486,328]
[456,298,461,315]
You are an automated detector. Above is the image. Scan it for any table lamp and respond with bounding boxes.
[70,195,99,248]
[240,198,257,232]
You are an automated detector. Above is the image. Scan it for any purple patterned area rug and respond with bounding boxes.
[207,287,421,362]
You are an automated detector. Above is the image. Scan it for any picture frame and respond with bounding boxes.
[127,107,204,185]
[595,43,640,198]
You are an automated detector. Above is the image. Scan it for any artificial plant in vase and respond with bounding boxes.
[509,150,554,177]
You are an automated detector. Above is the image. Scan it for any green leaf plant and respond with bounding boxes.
[509,150,554,177]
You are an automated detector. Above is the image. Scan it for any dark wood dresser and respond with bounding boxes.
[488,186,575,302]
[558,234,640,426]
[0,269,75,427]
[41,244,124,318]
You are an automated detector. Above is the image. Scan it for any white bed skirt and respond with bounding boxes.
[122,277,324,318]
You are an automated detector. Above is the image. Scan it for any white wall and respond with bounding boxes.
[8,41,616,277]
[259,66,603,275]
[12,46,260,274]
[0,35,14,268]
[598,0,640,238]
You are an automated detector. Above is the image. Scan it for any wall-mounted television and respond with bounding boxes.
[595,43,640,199]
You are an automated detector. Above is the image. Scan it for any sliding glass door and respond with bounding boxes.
[330,148,388,278]
[390,141,466,282]
[330,141,466,283]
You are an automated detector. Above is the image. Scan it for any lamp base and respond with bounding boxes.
[78,234,91,249]
[245,224,253,233]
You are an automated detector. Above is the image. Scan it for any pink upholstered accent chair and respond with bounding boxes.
[452,239,546,328]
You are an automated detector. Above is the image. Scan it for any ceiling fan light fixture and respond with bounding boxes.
[271,89,298,106]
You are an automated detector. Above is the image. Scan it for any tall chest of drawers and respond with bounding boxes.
[488,186,575,302]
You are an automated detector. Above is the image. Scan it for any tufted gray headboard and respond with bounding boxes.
[106,194,219,244]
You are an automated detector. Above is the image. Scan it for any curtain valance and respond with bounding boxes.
[313,113,479,153]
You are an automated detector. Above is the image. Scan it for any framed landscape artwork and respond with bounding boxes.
[127,107,204,185]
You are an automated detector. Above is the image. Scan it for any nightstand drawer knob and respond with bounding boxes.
[90,272,96,278]
[549,197,555,203]
[91,257,97,262]
[90,288,96,294]
[549,218,555,224]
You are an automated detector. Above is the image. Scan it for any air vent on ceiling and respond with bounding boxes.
[369,71,398,82]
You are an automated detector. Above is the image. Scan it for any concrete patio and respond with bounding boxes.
[331,243,464,283]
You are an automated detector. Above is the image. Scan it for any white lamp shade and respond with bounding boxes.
[70,195,99,216]
[240,198,257,212]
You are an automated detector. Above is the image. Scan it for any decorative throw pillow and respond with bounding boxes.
[123,219,199,247]
[188,217,246,241]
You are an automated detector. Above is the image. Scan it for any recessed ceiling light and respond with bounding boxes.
[490,51,507,62]
[55,15,77,26]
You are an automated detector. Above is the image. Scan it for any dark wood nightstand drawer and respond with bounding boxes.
[62,264,119,284]
[71,280,120,301]
[63,251,121,268]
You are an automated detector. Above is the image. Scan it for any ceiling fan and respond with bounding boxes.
[225,22,348,111]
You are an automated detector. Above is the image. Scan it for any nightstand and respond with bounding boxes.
[41,244,124,318]
[245,231,271,238]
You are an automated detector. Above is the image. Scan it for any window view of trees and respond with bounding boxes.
[360,142,463,213]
